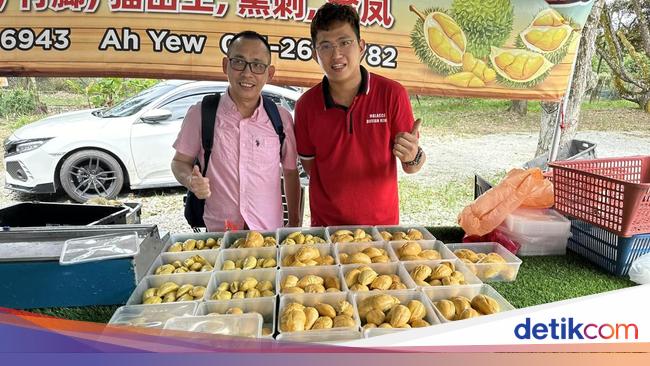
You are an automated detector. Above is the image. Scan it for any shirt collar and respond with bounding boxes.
[223,88,263,120]
[322,65,370,110]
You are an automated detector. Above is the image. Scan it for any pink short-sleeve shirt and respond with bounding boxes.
[173,90,297,231]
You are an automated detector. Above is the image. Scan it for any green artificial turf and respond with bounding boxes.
[24,227,636,323]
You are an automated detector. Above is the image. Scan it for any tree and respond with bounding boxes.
[596,0,650,112]
[508,100,528,116]
[535,0,606,158]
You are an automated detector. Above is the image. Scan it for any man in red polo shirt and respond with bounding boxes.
[295,3,426,226]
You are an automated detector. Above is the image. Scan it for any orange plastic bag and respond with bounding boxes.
[458,168,553,237]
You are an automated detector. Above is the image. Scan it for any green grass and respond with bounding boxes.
[28,305,119,323]
[40,92,88,107]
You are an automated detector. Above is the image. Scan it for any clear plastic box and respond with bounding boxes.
[276,329,362,343]
[164,232,225,253]
[147,250,219,276]
[163,313,263,338]
[401,259,483,287]
[60,232,139,265]
[279,243,335,267]
[277,291,360,334]
[504,208,571,237]
[422,284,515,323]
[446,242,522,282]
[206,268,278,301]
[340,262,416,291]
[197,297,276,338]
[214,247,278,271]
[126,272,210,305]
[335,241,398,264]
[388,240,456,261]
[223,230,278,249]
[277,227,330,245]
[327,226,382,243]
[498,223,570,256]
[353,289,440,337]
[375,226,435,241]
[277,265,345,294]
[109,302,198,328]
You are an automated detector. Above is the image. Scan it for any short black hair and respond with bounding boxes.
[310,3,361,45]
[227,30,272,61]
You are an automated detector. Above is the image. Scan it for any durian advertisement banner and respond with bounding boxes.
[0,0,594,101]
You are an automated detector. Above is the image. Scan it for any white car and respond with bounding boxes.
[4,80,301,203]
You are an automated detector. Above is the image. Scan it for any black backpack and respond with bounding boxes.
[184,93,286,229]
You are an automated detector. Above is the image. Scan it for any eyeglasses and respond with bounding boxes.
[314,39,356,55]
[228,58,269,74]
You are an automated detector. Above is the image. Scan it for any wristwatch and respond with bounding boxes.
[405,146,423,166]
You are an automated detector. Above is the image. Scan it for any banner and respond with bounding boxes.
[0,0,595,101]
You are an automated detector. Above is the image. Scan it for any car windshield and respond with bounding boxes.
[100,82,178,118]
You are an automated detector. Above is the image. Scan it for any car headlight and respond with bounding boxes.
[5,138,53,156]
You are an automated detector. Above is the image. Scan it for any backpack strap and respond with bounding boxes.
[199,93,220,176]
[262,96,285,159]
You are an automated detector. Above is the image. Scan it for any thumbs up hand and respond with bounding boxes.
[189,165,211,199]
[393,118,421,163]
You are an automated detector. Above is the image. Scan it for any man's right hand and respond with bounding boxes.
[189,165,211,199]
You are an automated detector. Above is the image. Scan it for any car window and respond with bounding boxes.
[102,82,178,118]
[262,92,295,112]
[160,94,209,121]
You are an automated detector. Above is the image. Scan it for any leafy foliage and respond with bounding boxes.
[0,89,38,118]
[66,78,159,108]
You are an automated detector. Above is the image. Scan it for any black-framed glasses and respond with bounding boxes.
[314,39,356,55]
[228,58,269,74]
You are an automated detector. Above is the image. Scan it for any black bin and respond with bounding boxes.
[0,202,142,228]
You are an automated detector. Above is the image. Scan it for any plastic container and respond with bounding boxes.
[374,226,436,241]
[497,224,569,256]
[423,284,515,323]
[549,156,650,237]
[354,289,440,337]
[275,329,362,343]
[277,265,344,294]
[60,232,139,265]
[446,243,522,282]
[568,216,650,276]
[504,208,571,237]
[388,240,456,261]
[163,313,263,337]
[126,272,210,305]
[401,259,482,287]
[340,262,416,291]
[109,302,197,328]
[197,297,276,338]
[277,227,330,244]
[277,292,359,334]
[327,226,382,243]
[214,247,278,271]
[223,230,278,249]
[147,250,219,276]
[163,232,225,253]
[0,202,140,228]
[335,241,398,264]
[279,243,335,267]
[206,268,278,301]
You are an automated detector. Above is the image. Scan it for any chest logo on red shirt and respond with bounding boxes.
[366,113,387,124]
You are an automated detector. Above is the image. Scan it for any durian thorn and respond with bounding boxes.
[409,5,426,21]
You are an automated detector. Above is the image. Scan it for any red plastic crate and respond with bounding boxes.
[549,156,650,237]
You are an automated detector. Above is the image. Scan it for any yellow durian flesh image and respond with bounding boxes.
[489,47,553,88]
[462,53,496,84]
[444,72,485,88]
[519,8,575,63]
[410,6,466,75]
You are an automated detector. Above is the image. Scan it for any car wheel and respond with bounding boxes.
[59,149,125,203]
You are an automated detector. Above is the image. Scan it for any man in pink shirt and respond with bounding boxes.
[171,31,301,231]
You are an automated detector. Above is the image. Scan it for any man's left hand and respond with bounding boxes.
[393,118,421,163]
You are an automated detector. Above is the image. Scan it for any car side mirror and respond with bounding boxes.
[141,109,172,123]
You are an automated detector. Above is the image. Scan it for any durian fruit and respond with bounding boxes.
[462,53,496,84]
[410,6,466,75]
[451,0,514,60]
[517,8,575,64]
[489,46,553,88]
[444,72,484,88]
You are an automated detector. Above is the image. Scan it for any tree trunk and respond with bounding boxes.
[508,100,528,116]
[24,77,48,114]
[536,0,606,158]
[631,0,650,55]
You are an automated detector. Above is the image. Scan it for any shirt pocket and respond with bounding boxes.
[252,135,281,172]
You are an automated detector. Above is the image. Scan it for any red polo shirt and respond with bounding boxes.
[295,67,415,226]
